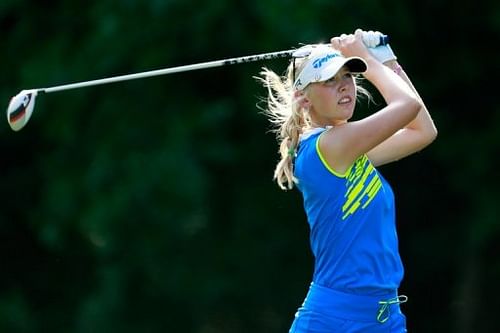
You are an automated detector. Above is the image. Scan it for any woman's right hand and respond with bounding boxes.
[331,29,376,63]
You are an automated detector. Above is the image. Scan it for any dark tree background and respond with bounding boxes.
[1,0,499,332]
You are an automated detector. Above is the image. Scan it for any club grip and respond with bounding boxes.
[379,34,389,46]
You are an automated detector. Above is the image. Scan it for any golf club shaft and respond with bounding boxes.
[38,34,389,94]
[41,49,296,94]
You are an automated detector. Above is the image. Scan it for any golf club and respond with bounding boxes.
[6,34,388,131]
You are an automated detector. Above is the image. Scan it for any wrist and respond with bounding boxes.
[384,61,403,75]
[383,60,398,67]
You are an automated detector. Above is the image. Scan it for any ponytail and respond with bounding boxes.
[256,61,309,190]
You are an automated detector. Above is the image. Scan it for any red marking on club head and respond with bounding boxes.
[9,107,26,123]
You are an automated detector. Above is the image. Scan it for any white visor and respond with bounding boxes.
[293,45,367,90]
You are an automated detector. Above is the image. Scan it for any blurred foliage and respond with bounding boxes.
[1,0,499,332]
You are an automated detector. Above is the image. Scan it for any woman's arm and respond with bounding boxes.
[319,31,421,175]
[367,60,438,166]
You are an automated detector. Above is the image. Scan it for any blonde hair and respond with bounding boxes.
[256,57,310,190]
[256,54,371,190]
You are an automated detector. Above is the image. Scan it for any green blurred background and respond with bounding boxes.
[1,0,499,332]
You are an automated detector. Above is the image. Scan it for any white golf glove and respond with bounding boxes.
[362,30,397,63]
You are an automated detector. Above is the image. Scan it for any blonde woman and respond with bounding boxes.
[258,29,437,332]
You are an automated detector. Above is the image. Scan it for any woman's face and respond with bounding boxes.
[305,66,357,126]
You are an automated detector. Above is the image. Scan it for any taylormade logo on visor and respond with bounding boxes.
[312,53,340,68]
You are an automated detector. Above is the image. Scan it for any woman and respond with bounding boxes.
[258,29,437,332]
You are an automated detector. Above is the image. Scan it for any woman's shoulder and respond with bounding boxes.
[300,126,331,142]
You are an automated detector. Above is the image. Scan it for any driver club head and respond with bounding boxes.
[7,89,38,131]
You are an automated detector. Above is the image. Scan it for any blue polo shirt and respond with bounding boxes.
[294,128,404,296]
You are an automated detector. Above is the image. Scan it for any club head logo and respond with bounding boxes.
[7,90,37,131]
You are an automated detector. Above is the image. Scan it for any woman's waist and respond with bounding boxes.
[301,282,406,322]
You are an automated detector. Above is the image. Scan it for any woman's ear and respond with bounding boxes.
[294,90,311,110]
